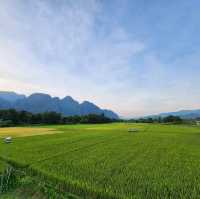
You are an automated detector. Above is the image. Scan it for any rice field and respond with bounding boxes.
[0,127,61,138]
[0,161,7,173]
[0,123,200,198]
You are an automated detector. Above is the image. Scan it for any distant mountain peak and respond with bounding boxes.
[29,93,51,99]
[0,91,25,102]
[62,96,77,102]
[81,100,90,104]
[0,91,119,119]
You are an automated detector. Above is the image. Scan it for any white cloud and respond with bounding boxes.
[0,0,145,112]
[0,0,199,117]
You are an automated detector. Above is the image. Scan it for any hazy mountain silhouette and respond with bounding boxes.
[146,109,200,119]
[0,92,119,119]
[0,91,25,102]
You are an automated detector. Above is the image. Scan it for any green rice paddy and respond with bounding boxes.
[0,123,200,198]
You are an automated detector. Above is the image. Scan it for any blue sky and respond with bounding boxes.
[0,0,200,117]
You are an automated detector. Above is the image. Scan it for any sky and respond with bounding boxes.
[0,0,200,117]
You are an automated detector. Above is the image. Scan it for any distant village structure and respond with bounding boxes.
[4,136,12,144]
[196,121,200,126]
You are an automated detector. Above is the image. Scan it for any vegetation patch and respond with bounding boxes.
[0,127,61,138]
[0,166,18,194]
[0,161,7,173]
[1,123,200,198]
[0,162,80,199]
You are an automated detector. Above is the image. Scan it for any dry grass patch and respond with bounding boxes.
[0,127,60,138]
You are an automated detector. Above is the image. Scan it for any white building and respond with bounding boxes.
[196,121,200,126]
[4,137,12,143]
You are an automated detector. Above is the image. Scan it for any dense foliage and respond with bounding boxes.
[129,115,183,124]
[0,109,115,126]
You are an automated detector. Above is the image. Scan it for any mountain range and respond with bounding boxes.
[146,109,200,119]
[0,91,119,119]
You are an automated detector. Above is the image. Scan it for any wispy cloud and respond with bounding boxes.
[0,0,200,117]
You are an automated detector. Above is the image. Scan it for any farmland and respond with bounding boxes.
[0,127,62,138]
[0,160,7,173]
[1,123,200,198]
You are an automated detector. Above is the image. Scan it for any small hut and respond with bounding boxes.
[4,137,12,144]
[128,128,139,132]
[196,121,200,126]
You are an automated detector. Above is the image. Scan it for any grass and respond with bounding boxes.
[0,160,7,173]
[0,127,62,138]
[0,175,80,199]
[0,123,200,198]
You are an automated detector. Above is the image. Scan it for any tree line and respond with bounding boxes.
[0,109,186,127]
[128,115,183,124]
[0,109,116,127]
